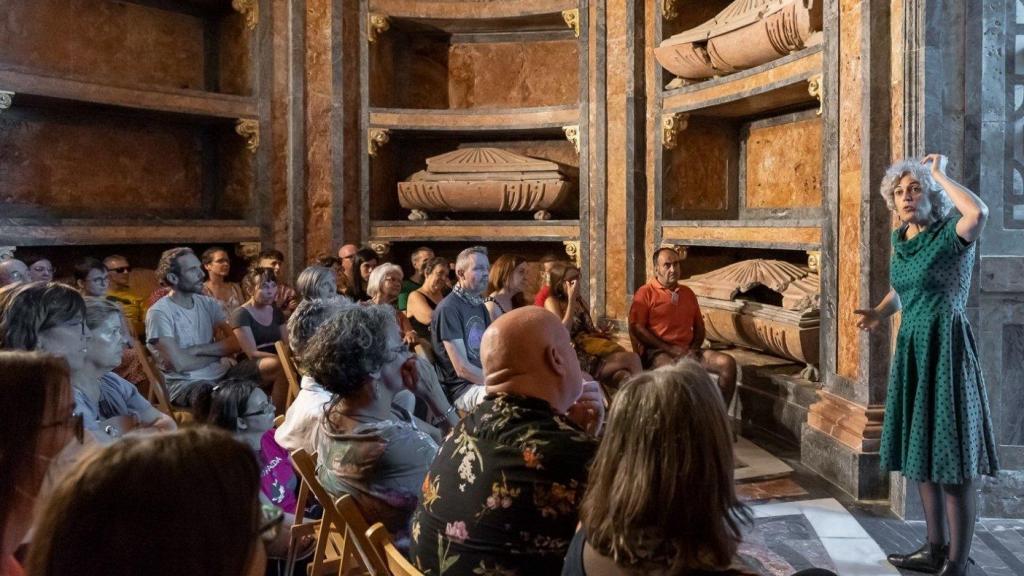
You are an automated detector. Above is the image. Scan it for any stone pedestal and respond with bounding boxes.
[802,390,888,499]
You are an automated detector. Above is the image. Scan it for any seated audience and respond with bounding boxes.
[73,257,110,298]
[0,258,29,288]
[0,352,80,576]
[26,427,270,576]
[398,246,434,312]
[76,297,176,441]
[230,267,289,412]
[103,254,146,336]
[202,246,246,316]
[275,298,351,454]
[367,263,418,346]
[485,254,528,322]
[295,264,345,303]
[628,247,737,404]
[430,246,491,409]
[545,262,641,388]
[248,248,298,315]
[533,253,564,307]
[303,305,450,550]
[406,256,448,341]
[348,248,379,302]
[145,247,258,407]
[0,282,90,373]
[411,307,604,575]
[23,255,55,283]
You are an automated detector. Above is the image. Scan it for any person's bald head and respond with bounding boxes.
[0,259,28,287]
[481,307,582,413]
[337,244,358,275]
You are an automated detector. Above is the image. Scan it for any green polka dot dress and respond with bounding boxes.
[879,216,999,484]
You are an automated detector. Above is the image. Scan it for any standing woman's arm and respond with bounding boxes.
[923,154,989,243]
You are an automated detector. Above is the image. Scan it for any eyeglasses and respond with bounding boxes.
[256,504,285,542]
[108,266,131,274]
[42,411,85,445]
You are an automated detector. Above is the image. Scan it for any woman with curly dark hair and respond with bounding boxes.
[302,304,453,551]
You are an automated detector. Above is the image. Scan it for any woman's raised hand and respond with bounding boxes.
[853,308,883,333]
[922,153,948,178]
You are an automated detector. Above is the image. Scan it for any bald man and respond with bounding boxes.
[411,307,602,576]
[0,259,28,287]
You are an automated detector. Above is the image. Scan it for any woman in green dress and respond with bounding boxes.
[855,154,997,576]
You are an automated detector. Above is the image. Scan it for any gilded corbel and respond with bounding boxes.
[370,241,391,259]
[561,9,580,38]
[807,74,823,116]
[0,91,13,113]
[368,13,390,43]
[562,125,580,154]
[660,243,688,260]
[662,0,678,20]
[806,250,821,274]
[662,112,688,150]
[368,128,390,157]
[231,0,259,31]
[235,119,260,153]
[236,242,262,260]
[562,240,580,267]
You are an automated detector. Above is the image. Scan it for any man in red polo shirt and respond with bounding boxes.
[628,247,736,404]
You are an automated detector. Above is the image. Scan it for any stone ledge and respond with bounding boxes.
[801,424,888,500]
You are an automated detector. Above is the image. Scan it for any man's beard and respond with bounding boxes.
[176,279,203,294]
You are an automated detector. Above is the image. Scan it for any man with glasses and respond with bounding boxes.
[628,247,736,404]
[104,254,146,336]
[0,258,29,287]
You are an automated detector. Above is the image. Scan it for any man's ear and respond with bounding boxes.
[545,343,568,378]
[236,417,248,431]
[165,271,178,287]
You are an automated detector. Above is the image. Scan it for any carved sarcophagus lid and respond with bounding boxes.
[682,259,820,366]
[398,148,576,220]
[655,0,823,81]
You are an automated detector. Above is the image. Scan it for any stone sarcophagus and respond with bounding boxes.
[654,0,822,81]
[397,148,576,221]
[682,259,820,379]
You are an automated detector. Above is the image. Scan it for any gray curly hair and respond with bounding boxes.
[300,304,399,399]
[366,263,402,300]
[286,297,353,360]
[879,159,953,223]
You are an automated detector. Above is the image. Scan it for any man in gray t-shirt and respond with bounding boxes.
[145,247,258,405]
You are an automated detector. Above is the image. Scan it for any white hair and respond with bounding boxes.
[878,159,953,223]
[455,246,488,274]
[366,263,403,299]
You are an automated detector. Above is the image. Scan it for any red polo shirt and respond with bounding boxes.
[628,279,704,351]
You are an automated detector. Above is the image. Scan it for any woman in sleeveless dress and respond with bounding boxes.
[855,155,996,576]
[484,254,528,322]
[407,256,448,341]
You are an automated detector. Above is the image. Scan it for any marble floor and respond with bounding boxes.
[731,435,1024,576]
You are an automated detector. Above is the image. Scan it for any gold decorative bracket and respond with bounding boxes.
[0,246,16,261]
[368,13,391,43]
[235,119,259,153]
[370,241,391,259]
[662,112,689,150]
[562,125,580,154]
[368,128,390,157]
[808,74,823,116]
[660,243,688,260]
[561,9,580,38]
[236,242,262,260]
[562,240,580,267]
[806,250,821,273]
[0,91,13,113]
[231,0,259,30]
[662,0,679,20]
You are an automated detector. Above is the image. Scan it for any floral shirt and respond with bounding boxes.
[411,393,598,576]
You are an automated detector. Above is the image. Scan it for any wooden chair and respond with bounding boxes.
[288,449,388,576]
[275,340,302,409]
[365,523,424,576]
[132,337,193,425]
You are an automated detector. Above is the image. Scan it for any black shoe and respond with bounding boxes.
[936,557,975,576]
[887,542,948,573]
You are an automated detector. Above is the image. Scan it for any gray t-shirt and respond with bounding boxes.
[74,372,157,431]
[145,294,229,402]
[429,292,490,401]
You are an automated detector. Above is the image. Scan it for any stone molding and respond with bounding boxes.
[806,390,884,453]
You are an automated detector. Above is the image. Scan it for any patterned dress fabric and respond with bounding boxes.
[411,393,598,576]
[879,216,999,484]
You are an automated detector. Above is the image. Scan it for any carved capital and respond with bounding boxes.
[368,128,390,157]
[806,250,821,273]
[235,119,259,153]
[0,246,16,261]
[562,125,580,154]
[236,242,262,260]
[368,13,390,43]
[662,112,689,150]
[662,0,678,20]
[807,391,885,453]
[369,241,391,258]
[807,73,823,116]
[561,9,580,38]
[0,91,13,113]
[562,240,580,267]
[231,0,259,30]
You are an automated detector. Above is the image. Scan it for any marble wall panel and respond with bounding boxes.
[745,118,823,208]
[218,12,254,96]
[304,0,335,257]
[1001,324,1024,446]
[390,34,450,109]
[1,0,205,91]
[644,0,658,276]
[0,110,202,218]
[369,33,398,108]
[217,129,254,218]
[448,40,579,108]
[603,0,629,320]
[663,118,736,217]
[269,0,289,267]
[341,0,362,244]
[889,0,905,159]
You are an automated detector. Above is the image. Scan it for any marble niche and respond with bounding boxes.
[655,0,823,81]
[397,148,576,221]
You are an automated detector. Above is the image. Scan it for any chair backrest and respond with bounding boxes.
[275,340,302,408]
[366,522,424,576]
[132,337,187,424]
[290,449,388,575]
